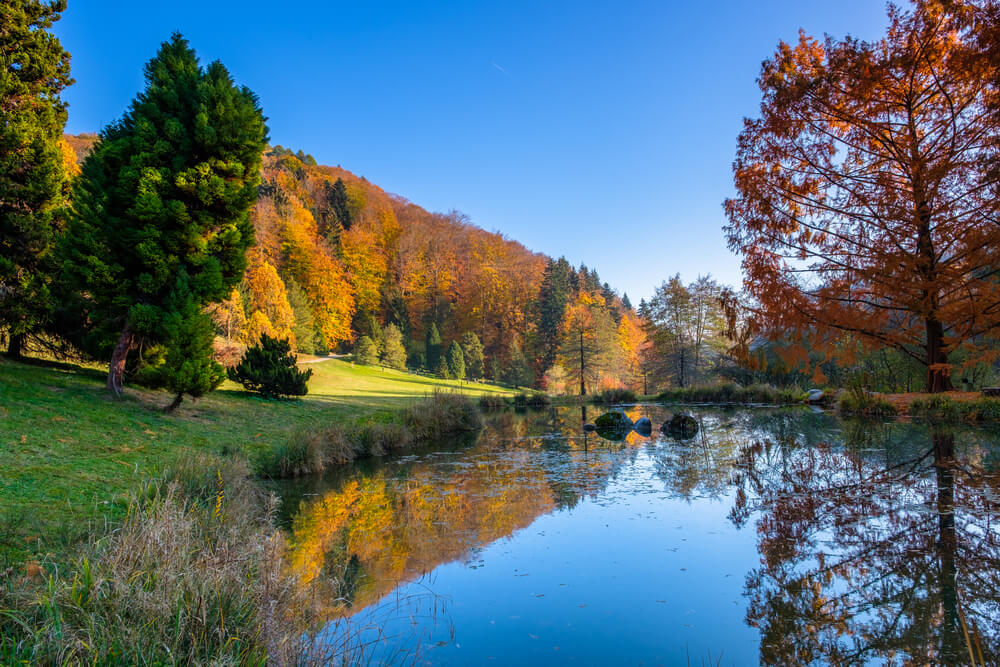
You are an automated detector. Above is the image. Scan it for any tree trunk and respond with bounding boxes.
[579,330,586,396]
[925,318,953,393]
[6,333,24,358]
[165,393,184,413]
[108,323,136,397]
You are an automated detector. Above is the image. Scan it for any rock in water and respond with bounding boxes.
[594,411,633,440]
[633,417,652,436]
[661,413,698,439]
[807,388,825,403]
[583,423,597,432]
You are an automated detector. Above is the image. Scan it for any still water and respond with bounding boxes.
[272,406,1000,665]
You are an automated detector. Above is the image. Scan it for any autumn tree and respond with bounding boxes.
[557,293,619,395]
[208,288,247,343]
[59,34,266,395]
[380,323,407,370]
[724,1,1000,392]
[0,0,72,356]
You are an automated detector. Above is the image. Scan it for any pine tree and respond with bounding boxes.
[501,342,534,389]
[229,334,311,398]
[0,0,73,356]
[380,323,407,370]
[447,340,466,380]
[460,331,485,380]
[58,34,267,396]
[285,277,315,354]
[436,355,451,379]
[425,323,442,371]
[355,335,379,365]
[534,257,573,373]
[157,273,226,411]
[329,177,353,231]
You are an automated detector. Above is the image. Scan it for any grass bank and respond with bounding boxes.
[656,383,805,405]
[0,356,507,568]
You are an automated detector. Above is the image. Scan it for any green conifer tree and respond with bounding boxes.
[460,331,485,380]
[285,277,315,354]
[329,177,353,231]
[0,0,73,356]
[380,323,407,370]
[59,34,267,396]
[436,355,451,379]
[425,322,442,371]
[447,340,466,381]
[355,335,379,365]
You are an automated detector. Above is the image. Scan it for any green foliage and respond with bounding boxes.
[446,340,466,380]
[593,388,638,405]
[909,395,1000,422]
[460,331,485,379]
[228,334,311,398]
[328,177,353,231]
[57,33,267,377]
[380,323,407,370]
[478,394,509,410]
[0,0,72,352]
[534,257,574,370]
[513,392,551,408]
[425,323,442,371]
[837,393,898,418]
[285,277,315,354]
[501,342,535,388]
[157,278,226,409]
[354,335,379,366]
[657,382,803,405]
[436,355,451,379]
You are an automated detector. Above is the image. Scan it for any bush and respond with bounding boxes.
[228,335,312,398]
[593,388,637,405]
[513,392,551,408]
[909,395,1000,422]
[838,392,898,417]
[657,383,803,405]
[479,394,509,411]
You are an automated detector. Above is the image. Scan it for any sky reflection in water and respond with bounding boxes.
[272,406,1000,665]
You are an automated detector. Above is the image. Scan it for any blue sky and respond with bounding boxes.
[54,1,888,301]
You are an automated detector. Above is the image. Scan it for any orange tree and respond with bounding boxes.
[724,1,1000,392]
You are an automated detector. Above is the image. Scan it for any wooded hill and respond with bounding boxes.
[65,135,647,392]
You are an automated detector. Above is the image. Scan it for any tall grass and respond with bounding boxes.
[657,383,804,405]
[910,395,1000,422]
[592,388,638,405]
[512,392,552,409]
[257,392,484,478]
[0,456,315,665]
[837,392,898,417]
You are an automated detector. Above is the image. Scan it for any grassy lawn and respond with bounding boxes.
[0,355,511,566]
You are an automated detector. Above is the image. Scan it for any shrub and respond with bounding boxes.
[838,392,897,417]
[228,334,312,398]
[513,392,552,408]
[909,395,1000,422]
[479,394,509,411]
[593,388,637,405]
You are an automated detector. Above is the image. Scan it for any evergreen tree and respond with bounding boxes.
[534,257,573,373]
[460,331,485,380]
[622,293,633,311]
[425,322,442,371]
[0,0,72,356]
[446,340,466,380]
[355,335,379,365]
[228,334,311,398]
[58,34,267,396]
[380,323,407,370]
[157,273,226,411]
[435,355,451,379]
[328,177,353,231]
[285,277,315,354]
[501,342,535,389]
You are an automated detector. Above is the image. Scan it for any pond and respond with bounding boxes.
[271,405,1000,665]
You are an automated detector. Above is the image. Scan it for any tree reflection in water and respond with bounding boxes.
[729,424,999,665]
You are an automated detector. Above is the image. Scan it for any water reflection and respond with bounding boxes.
[274,407,1000,664]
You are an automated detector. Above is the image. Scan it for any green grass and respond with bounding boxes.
[0,355,511,566]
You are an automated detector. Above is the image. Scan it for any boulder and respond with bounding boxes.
[661,412,699,440]
[583,423,597,432]
[807,388,825,403]
[594,411,633,440]
[633,417,653,436]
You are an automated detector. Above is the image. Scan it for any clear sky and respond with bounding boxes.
[53,1,889,302]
